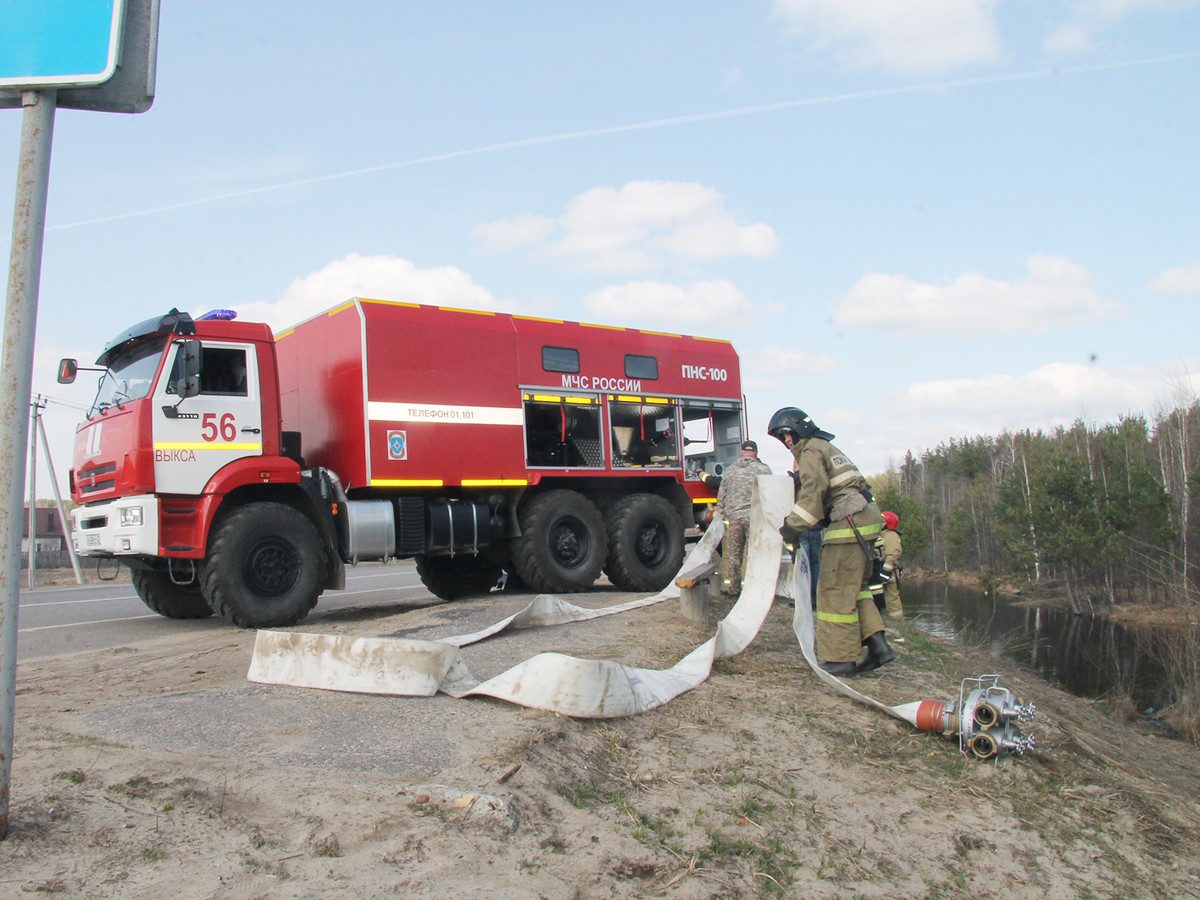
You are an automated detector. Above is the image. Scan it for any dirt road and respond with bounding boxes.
[3,585,1199,898]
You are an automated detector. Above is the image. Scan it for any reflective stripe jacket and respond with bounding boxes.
[877,529,902,570]
[785,437,884,544]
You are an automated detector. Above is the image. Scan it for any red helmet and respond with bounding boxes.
[882,511,899,530]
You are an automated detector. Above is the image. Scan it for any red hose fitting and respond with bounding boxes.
[915,699,950,735]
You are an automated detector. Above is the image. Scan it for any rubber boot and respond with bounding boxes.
[856,632,895,673]
[820,660,858,677]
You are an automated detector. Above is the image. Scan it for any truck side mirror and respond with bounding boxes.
[57,358,78,384]
[171,340,202,399]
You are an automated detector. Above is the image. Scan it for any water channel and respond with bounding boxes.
[901,578,1189,714]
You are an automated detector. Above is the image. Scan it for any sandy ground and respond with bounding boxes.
[3,581,1200,899]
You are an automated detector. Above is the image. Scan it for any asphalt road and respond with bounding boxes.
[15,562,444,660]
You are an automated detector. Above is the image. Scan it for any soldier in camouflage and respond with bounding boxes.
[714,440,772,596]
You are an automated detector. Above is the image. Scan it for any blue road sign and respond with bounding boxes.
[0,0,126,88]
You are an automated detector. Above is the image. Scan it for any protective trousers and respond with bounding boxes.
[720,517,749,594]
[815,541,886,663]
[883,578,903,619]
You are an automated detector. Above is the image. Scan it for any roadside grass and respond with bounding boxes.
[1152,627,1200,743]
[310,834,343,858]
[490,597,1198,897]
[139,844,166,863]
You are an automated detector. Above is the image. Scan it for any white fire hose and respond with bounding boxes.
[248,476,1034,757]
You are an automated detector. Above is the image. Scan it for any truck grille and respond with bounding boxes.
[77,462,117,495]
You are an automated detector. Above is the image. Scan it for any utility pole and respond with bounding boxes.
[26,396,41,589]
[36,401,83,585]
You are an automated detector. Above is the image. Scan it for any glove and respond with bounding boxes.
[879,564,894,583]
[779,522,802,544]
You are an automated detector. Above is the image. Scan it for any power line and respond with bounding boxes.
[3,50,1197,240]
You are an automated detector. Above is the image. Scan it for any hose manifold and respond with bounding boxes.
[910,675,1036,763]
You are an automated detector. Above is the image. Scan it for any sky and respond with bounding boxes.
[2,0,1199,496]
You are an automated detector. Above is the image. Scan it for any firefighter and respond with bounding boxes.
[876,511,904,619]
[713,440,772,595]
[768,407,895,676]
[790,454,823,610]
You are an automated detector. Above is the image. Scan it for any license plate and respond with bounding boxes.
[86,534,101,547]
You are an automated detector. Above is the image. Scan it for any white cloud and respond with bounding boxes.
[721,66,746,90]
[756,345,839,375]
[1044,0,1193,56]
[900,362,1121,415]
[583,279,752,327]
[833,255,1127,335]
[1148,262,1200,295]
[233,253,501,333]
[474,180,777,275]
[654,219,778,264]
[844,358,1200,474]
[470,214,554,254]
[771,0,1001,75]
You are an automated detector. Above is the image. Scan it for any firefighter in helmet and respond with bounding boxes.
[768,407,895,676]
[876,511,904,619]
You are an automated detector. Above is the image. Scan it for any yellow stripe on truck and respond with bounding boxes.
[154,442,263,452]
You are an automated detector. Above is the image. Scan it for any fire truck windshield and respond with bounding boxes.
[89,340,164,416]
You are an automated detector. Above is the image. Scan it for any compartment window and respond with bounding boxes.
[609,396,678,468]
[625,354,658,380]
[542,346,580,374]
[680,399,743,482]
[523,393,602,467]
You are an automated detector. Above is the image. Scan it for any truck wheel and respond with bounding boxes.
[603,493,684,593]
[512,490,607,593]
[416,555,502,601]
[131,568,214,619]
[203,502,325,629]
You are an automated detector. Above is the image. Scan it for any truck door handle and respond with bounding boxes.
[241,427,261,434]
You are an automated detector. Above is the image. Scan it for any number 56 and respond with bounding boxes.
[201,412,236,442]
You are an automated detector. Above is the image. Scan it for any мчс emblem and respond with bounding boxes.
[387,430,407,460]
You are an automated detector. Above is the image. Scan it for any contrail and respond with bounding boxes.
[9,49,1200,237]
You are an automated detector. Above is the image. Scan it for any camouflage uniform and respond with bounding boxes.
[785,438,885,663]
[714,455,772,594]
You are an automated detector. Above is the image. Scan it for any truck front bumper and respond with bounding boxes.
[72,495,161,557]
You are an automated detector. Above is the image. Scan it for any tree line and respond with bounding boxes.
[869,400,1199,612]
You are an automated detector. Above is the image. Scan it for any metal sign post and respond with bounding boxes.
[0,88,56,842]
[0,0,159,841]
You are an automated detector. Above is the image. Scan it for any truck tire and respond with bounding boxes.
[202,502,325,629]
[603,493,685,593]
[131,568,214,619]
[416,554,502,601]
[512,489,607,594]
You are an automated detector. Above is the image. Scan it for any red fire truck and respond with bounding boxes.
[59,298,747,628]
